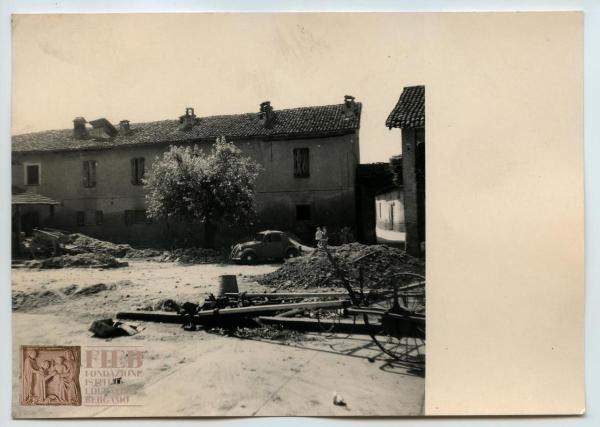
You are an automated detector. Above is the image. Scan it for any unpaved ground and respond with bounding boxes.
[12,260,424,417]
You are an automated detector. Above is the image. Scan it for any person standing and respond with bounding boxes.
[321,226,328,247]
[315,227,323,248]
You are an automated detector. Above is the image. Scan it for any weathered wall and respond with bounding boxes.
[375,189,405,231]
[12,133,359,247]
[401,127,425,256]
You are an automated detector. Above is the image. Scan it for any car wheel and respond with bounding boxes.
[285,248,298,259]
[241,252,256,265]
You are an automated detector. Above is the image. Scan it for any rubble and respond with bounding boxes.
[208,325,306,342]
[332,392,347,406]
[12,290,62,311]
[67,233,132,257]
[24,253,128,269]
[256,243,424,290]
[23,230,227,265]
[125,246,225,264]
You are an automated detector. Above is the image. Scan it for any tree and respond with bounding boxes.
[145,137,262,248]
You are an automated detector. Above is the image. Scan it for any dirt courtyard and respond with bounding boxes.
[12,260,424,417]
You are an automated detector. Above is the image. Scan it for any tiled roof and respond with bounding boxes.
[385,86,424,129]
[12,103,361,153]
[12,192,60,205]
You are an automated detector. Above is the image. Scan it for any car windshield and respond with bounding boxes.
[255,233,266,241]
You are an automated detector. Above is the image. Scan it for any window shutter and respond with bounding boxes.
[139,158,145,182]
[82,161,89,187]
[302,149,309,176]
[131,159,136,184]
[90,161,97,187]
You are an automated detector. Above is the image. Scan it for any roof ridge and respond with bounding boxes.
[12,102,361,137]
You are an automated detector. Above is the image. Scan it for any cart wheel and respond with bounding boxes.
[315,308,337,333]
[358,273,426,364]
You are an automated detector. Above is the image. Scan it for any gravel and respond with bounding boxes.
[256,243,424,290]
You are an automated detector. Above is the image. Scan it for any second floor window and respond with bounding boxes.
[293,148,310,178]
[82,160,97,188]
[25,163,40,186]
[131,157,145,186]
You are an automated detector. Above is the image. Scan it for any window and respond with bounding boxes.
[76,211,85,227]
[270,233,282,242]
[131,157,145,186]
[293,148,310,178]
[296,204,311,221]
[95,210,104,226]
[124,210,149,225]
[82,160,97,188]
[24,163,40,186]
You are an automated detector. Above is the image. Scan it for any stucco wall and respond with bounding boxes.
[375,189,405,232]
[12,133,358,246]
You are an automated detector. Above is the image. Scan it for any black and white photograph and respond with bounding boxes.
[11,13,425,417]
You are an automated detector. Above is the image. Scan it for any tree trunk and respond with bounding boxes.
[204,219,216,249]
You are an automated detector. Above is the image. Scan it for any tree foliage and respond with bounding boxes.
[145,137,262,229]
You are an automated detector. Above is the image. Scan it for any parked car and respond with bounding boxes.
[230,230,303,264]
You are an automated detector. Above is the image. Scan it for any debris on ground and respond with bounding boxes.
[67,233,133,257]
[73,282,121,296]
[12,281,129,311]
[89,318,145,338]
[208,325,306,342]
[256,243,424,290]
[20,230,227,265]
[332,392,347,406]
[24,253,128,269]
[12,290,62,311]
[126,247,225,264]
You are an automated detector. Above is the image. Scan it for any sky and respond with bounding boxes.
[12,13,424,163]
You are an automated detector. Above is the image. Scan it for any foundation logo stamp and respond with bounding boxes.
[20,346,82,406]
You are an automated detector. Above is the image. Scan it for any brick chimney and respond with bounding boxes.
[119,120,131,135]
[259,101,276,128]
[179,107,199,131]
[343,95,358,118]
[73,117,89,139]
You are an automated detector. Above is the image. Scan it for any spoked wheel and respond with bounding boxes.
[355,273,426,363]
[313,308,339,333]
[320,245,425,363]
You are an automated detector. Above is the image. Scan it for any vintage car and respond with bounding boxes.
[230,230,303,264]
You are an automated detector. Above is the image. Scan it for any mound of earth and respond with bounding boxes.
[24,253,127,269]
[12,281,125,311]
[257,243,424,290]
[67,233,133,257]
[126,247,224,264]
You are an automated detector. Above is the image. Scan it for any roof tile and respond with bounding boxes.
[385,86,425,129]
[13,103,361,153]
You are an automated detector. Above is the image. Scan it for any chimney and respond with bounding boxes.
[259,101,276,128]
[179,107,199,131]
[73,117,89,139]
[343,95,358,118]
[119,120,131,135]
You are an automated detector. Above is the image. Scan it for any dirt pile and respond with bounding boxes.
[12,281,125,311]
[12,289,63,311]
[257,243,424,290]
[24,253,127,269]
[67,233,133,257]
[126,247,224,264]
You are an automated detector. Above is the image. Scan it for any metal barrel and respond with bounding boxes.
[217,274,239,296]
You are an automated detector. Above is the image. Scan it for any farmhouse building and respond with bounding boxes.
[12,97,361,247]
[386,85,425,257]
